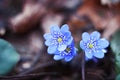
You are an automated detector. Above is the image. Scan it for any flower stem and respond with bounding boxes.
[82,52,85,80]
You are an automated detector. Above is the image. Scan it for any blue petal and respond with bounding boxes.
[65,56,73,62]
[61,24,69,32]
[85,56,95,61]
[73,48,77,55]
[80,40,85,50]
[66,37,73,45]
[92,57,98,63]
[64,31,71,38]
[47,46,57,54]
[85,49,93,59]
[63,31,72,43]
[58,44,67,51]
[90,31,100,40]
[50,25,60,33]
[97,38,109,49]
[53,55,64,60]
[43,33,52,40]
[93,50,104,58]
[85,57,90,61]
[45,40,51,46]
[102,49,107,53]
[82,32,90,42]
[54,50,60,55]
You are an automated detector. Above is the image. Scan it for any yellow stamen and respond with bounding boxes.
[57,37,62,42]
[65,47,70,53]
[88,43,93,48]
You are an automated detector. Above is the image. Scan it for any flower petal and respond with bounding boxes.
[80,40,85,50]
[64,31,71,38]
[61,24,69,32]
[85,49,93,59]
[50,25,60,33]
[43,33,52,40]
[73,47,77,55]
[90,31,100,40]
[45,40,51,46]
[53,55,64,60]
[47,46,57,54]
[63,31,72,44]
[93,50,104,58]
[66,37,73,45]
[82,32,90,42]
[58,44,67,51]
[102,49,107,53]
[97,38,109,49]
[85,57,89,61]
[65,56,73,62]
[92,57,98,63]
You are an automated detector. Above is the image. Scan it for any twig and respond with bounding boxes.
[0,72,59,80]
[82,51,85,80]
[17,61,56,75]
[30,50,43,67]
[87,72,104,80]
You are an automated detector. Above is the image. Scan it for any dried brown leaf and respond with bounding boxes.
[75,0,120,39]
[9,1,46,34]
[41,12,64,33]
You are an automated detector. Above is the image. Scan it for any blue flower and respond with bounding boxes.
[53,41,77,62]
[80,31,109,59]
[44,24,73,54]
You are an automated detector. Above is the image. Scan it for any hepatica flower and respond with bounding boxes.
[53,41,77,62]
[44,24,73,54]
[80,31,109,59]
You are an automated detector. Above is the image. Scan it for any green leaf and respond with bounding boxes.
[110,30,120,79]
[0,39,20,75]
[115,61,120,73]
[110,30,120,55]
[116,74,120,80]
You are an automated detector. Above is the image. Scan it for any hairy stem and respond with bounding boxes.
[82,52,85,80]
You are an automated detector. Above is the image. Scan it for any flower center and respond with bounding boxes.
[65,47,71,53]
[88,43,94,48]
[57,37,62,43]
